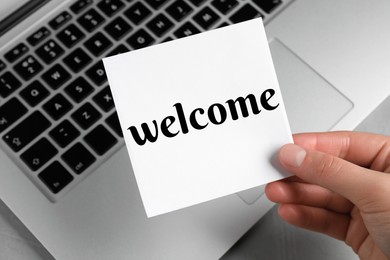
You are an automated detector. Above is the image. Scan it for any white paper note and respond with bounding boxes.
[103,18,293,217]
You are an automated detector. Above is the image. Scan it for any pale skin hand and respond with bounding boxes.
[265,132,390,260]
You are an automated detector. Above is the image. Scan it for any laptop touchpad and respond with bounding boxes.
[270,38,353,133]
[236,39,353,205]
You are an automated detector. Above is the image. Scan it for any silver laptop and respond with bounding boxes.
[0,0,389,259]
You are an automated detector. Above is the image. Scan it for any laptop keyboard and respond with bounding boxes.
[0,0,290,202]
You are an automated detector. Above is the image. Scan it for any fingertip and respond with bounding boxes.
[278,204,302,224]
[279,144,307,168]
[264,182,277,202]
[265,181,291,203]
[292,133,317,149]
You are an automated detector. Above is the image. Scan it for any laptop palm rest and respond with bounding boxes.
[236,38,353,205]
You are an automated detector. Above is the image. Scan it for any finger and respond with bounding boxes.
[278,176,308,183]
[293,131,390,170]
[265,181,353,213]
[345,207,369,254]
[278,204,350,241]
[278,143,389,208]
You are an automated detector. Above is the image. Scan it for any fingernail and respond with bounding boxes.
[280,144,306,167]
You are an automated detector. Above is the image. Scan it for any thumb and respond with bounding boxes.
[279,143,388,208]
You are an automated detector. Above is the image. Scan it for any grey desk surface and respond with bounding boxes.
[2,95,390,260]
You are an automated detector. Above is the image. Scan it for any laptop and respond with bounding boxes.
[0,0,389,259]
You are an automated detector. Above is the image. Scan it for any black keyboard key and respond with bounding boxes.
[27,27,51,46]
[162,37,173,42]
[14,55,43,81]
[230,4,262,23]
[41,64,71,89]
[3,111,51,152]
[193,6,220,29]
[65,77,94,103]
[70,0,93,14]
[84,32,113,57]
[0,98,27,133]
[77,8,105,32]
[84,125,117,155]
[62,143,96,174]
[188,0,206,6]
[35,39,64,64]
[57,24,86,48]
[166,0,193,21]
[5,43,29,63]
[49,11,72,30]
[43,94,73,120]
[174,22,200,38]
[38,162,73,194]
[93,86,114,112]
[211,0,238,14]
[106,112,123,137]
[252,0,282,14]
[85,60,107,86]
[63,48,92,72]
[49,120,80,148]
[104,17,132,40]
[20,80,49,106]
[218,22,229,28]
[145,0,168,10]
[124,2,151,25]
[106,44,129,57]
[71,102,101,129]
[146,14,173,37]
[21,138,58,171]
[0,71,21,98]
[0,60,5,72]
[97,0,125,17]
[126,29,154,49]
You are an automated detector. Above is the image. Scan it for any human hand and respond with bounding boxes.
[265,131,390,259]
